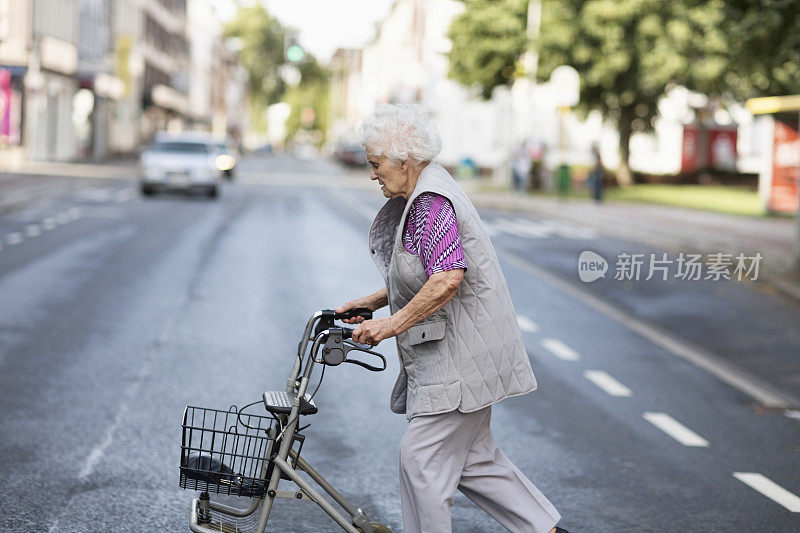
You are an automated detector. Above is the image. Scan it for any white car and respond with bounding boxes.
[139,132,225,198]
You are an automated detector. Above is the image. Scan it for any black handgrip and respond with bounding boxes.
[341,327,354,339]
[335,308,373,321]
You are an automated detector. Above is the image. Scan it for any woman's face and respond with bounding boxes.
[366,149,411,199]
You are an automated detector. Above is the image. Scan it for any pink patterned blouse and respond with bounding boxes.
[402,192,468,277]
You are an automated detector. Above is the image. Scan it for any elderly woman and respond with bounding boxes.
[336,104,567,533]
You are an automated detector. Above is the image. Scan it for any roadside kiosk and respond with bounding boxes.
[746,95,800,272]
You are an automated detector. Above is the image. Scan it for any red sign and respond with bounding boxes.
[768,119,800,214]
[681,124,699,173]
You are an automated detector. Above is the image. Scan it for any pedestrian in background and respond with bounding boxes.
[336,104,568,533]
[512,141,531,194]
[587,145,605,203]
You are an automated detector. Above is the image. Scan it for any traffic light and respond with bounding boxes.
[284,30,305,64]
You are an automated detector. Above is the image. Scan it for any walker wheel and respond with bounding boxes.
[356,523,393,533]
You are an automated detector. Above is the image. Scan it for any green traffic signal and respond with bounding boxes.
[286,45,304,63]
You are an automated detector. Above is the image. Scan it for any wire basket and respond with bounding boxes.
[180,405,276,498]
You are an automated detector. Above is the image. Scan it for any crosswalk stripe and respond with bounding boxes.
[115,189,135,203]
[643,412,709,447]
[584,370,633,397]
[541,338,580,360]
[733,473,800,512]
[6,232,23,245]
[517,315,539,333]
[784,410,800,421]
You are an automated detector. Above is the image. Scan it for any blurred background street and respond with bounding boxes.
[1,0,799,532]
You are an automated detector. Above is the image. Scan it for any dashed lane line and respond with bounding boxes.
[517,315,540,333]
[25,224,41,237]
[733,473,800,512]
[497,248,799,409]
[1,209,84,252]
[785,410,800,421]
[6,232,23,245]
[584,370,633,397]
[541,338,581,361]
[643,412,710,447]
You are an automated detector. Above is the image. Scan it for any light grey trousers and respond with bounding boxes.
[399,406,561,533]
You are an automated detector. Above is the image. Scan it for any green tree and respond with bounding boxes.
[447,1,759,185]
[719,0,800,98]
[535,0,734,184]
[283,59,330,143]
[224,4,329,141]
[224,4,287,108]
[447,0,529,99]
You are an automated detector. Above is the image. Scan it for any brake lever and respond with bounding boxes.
[342,340,387,371]
[343,339,381,355]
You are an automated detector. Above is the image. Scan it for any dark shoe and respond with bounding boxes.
[555,528,570,533]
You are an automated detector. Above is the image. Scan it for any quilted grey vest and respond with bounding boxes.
[368,162,537,420]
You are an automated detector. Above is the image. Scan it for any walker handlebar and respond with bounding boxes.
[333,308,373,321]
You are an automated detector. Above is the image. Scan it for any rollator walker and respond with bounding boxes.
[179,309,393,532]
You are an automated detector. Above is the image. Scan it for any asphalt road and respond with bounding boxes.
[0,154,798,532]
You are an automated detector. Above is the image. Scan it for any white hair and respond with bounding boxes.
[358,104,442,165]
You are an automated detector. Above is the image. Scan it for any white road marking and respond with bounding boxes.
[643,412,709,447]
[115,189,135,203]
[78,405,127,481]
[498,249,799,409]
[42,218,57,231]
[488,217,599,240]
[584,370,633,397]
[510,218,552,238]
[68,207,82,219]
[25,224,41,237]
[491,218,539,238]
[517,315,540,333]
[6,232,23,245]
[733,472,800,512]
[75,187,114,203]
[541,338,581,360]
[330,189,377,220]
[785,410,800,421]
[56,212,71,225]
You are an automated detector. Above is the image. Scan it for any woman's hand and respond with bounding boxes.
[352,317,397,346]
[335,298,373,324]
[336,288,388,324]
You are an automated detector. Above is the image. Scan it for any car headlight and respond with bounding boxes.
[215,154,235,171]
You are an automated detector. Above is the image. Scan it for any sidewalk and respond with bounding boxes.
[0,159,139,216]
[0,158,139,180]
[464,187,800,302]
